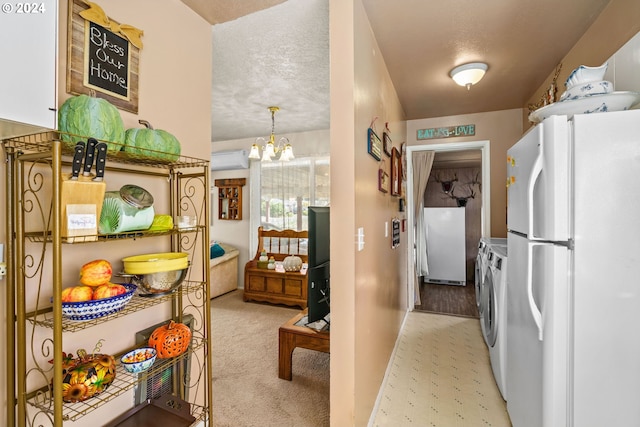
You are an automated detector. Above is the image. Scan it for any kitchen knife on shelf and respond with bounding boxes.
[93,142,108,182]
[83,138,98,176]
[70,141,85,180]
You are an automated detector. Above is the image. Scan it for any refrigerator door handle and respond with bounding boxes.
[527,241,543,341]
[527,148,543,240]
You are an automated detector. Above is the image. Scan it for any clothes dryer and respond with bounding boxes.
[474,240,488,309]
[481,245,508,400]
[474,238,506,310]
[476,237,506,332]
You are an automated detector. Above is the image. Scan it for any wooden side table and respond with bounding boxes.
[278,309,330,380]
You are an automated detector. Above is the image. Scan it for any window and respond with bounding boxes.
[259,156,330,231]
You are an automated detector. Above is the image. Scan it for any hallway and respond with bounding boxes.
[370,310,511,426]
[415,280,479,318]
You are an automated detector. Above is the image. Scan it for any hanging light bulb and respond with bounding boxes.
[248,106,295,162]
[281,141,294,161]
[248,144,260,159]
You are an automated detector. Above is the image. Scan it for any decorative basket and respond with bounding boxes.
[62,284,136,321]
[57,350,117,402]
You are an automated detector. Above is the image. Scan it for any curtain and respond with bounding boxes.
[412,151,435,305]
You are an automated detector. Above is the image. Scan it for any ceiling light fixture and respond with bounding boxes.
[248,106,294,162]
[450,62,488,90]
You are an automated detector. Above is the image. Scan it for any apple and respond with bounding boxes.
[92,283,127,300]
[79,259,113,287]
[61,286,94,303]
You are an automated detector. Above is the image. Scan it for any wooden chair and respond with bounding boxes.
[252,226,309,262]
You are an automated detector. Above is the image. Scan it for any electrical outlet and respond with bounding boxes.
[0,262,6,278]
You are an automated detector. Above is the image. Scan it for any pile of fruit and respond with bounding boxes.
[61,259,127,302]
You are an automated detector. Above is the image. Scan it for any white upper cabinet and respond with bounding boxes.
[0,0,57,138]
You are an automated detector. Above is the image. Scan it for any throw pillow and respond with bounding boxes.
[210,243,225,259]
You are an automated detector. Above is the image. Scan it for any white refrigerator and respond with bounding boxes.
[423,207,466,286]
[506,109,640,427]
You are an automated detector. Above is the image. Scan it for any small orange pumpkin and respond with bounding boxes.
[148,320,192,358]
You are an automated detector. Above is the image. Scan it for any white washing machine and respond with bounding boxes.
[480,245,508,400]
[474,240,488,309]
[475,238,506,313]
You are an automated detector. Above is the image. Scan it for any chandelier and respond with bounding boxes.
[248,106,295,162]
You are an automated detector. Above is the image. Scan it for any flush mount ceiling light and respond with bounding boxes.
[450,62,488,90]
[248,106,295,162]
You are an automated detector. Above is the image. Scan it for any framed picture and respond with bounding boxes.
[391,218,401,248]
[378,168,389,193]
[368,128,382,161]
[67,0,143,113]
[383,132,392,157]
[400,142,407,181]
[391,147,401,196]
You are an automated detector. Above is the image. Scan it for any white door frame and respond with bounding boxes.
[405,140,491,310]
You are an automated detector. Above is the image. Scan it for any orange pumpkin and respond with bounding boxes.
[148,320,192,358]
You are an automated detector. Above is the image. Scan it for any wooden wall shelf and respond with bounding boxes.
[215,178,245,220]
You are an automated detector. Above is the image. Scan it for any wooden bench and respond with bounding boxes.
[243,226,309,309]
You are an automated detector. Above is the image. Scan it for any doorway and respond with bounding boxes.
[405,140,491,312]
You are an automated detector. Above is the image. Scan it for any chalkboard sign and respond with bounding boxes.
[67,0,141,113]
[85,21,130,99]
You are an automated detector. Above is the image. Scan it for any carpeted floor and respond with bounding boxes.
[211,290,330,427]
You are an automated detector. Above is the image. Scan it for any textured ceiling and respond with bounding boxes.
[181,0,287,25]
[182,0,611,143]
[362,0,611,120]
[210,0,329,142]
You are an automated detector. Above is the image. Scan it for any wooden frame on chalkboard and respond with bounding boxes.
[67,0,141,113]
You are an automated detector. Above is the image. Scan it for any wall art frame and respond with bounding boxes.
[368,128,382,161]
[378,167,389,193]
[383,131,392,157]
[67,0,143,113]
[391,146,401,196]
[391,218,401,248]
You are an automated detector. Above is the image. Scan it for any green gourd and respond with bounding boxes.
[58,94,125,153]
[124,120,181,162]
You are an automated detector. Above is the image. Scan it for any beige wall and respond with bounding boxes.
[407,108,523,238]
[523,0,640,127]
[330,0,408,424]
[0,0,211,424]
[330,0,356,423]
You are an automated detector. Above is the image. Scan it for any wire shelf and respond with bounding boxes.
[27,281,205,332]
[2,130,209,169]
[26,338,206,422]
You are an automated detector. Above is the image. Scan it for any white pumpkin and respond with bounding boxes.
[283,255,303,272]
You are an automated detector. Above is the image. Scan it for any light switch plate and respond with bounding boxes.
[357,227,365,251]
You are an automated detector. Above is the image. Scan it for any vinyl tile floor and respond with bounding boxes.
[370,311,512,427]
